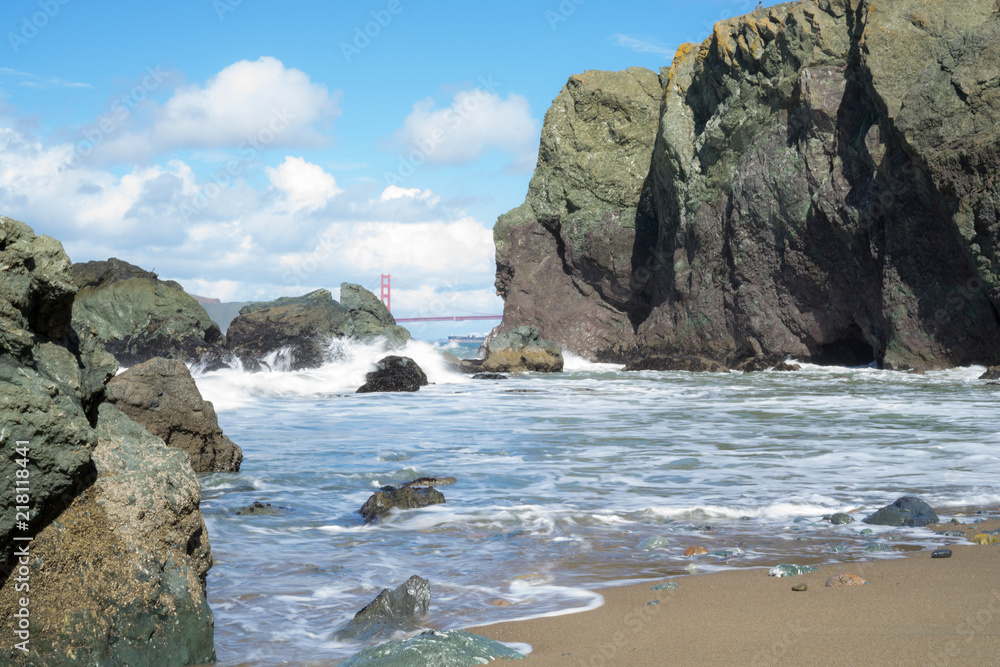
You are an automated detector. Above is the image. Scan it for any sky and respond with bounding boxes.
[0,0,771,339]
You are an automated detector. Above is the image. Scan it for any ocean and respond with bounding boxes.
[191,339,1000,665]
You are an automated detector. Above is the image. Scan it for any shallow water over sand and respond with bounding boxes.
[193,343,1000,665]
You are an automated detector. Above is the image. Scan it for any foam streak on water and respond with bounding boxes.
[193,343,1000,665]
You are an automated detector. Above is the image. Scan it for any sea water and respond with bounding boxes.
[192,340,1000,665]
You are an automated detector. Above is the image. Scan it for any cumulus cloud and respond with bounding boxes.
[266,156,342,213]
[611,34,675,57]
[378,185,440,206]
[394,88,539,170]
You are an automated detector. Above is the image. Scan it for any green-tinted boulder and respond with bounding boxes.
[340,630,523,667]
[482,326,563,373]
[71,258,225,366]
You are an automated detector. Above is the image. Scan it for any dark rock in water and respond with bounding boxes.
[0,218,215,664]
[980,366,1000,380]
[473,373,508,380]
[494,1,1000,371]
[356,356,429,393]
[339,629,524,666]
[863,497,939,527]
[236,501,282,516]
[931,549,953,559]
[107,357,243,472]
[360,483,446,523]
[773,362,802,372]
[481,325,563,373]
[335,575,431,641]
[625,355,729,373]
[71,257,226,366]
[830,513,855,525]
[226,283,411,371]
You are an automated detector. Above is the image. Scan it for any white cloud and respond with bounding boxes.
[0,67,92,89]
[379,185,440,206]
[611,34,675,57]
[394,88,539,170]
[266,156,342,212]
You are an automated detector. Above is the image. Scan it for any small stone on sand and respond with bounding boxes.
[685,546,708,557]
[825,573,868,587]
[791,583,807,591]
[931,549,952,559]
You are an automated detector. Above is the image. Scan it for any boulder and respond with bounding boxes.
[340,630,524,666]
[0,218,215,665]
[773,362,802,372]
[356,356,428,393]
[334,575,430,641]
[359,478,453,523]
[481,326,564,373]
[106,357,243,472]
[225,284,410,371]
[624,355,729,373]
[980,366,1000,380]
[71,258,225,366]
[862,496,939,527]
[494,0,1000,370]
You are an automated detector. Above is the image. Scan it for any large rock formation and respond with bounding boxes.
[496,0,1000,371]
[0,218,215,665]
[71,258,226,367]
[107,357,243,472]
[481,326,564,373]
[356,355,429,393]
[226,283,410,371]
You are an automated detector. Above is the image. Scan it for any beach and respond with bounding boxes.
[473,521,1000,665]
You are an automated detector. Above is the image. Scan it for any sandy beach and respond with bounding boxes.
[473,521,1000,666]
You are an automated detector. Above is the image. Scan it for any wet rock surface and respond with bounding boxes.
[339,629,524,666]
[106,357,243,472]
[359,478,453,523]
[624,355,729,373]
[356,355,429,393]
[863,496,939,527]
[495,0,1000,370]
[481,326,563,373]
[335,575,431,641]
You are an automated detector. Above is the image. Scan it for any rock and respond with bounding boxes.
[791,583,808,592]
[473,373,509,380]
[481,326,563,373]
[494,0,1000,370]
[826,573,869,587]
[356,356,429,393]
[773,362,802,372]
[71,257,226,366]
[488,597,513,607]
[624,355,729,373]
[830,513,855,525]
[981,366,1000,380]
[636,536,671,550]
[339,629,524,666]
[684,546,708,557]
[972,533,1000,545]
[864,542,895,552]
[106,357,243,472]
[931,549,953,558]
[863,496,939,527]
[651,582,678,590]
[235,502,282,516]
[359,481,446,523]
[226,284,411,371]
[769,564,818,578]
[335,575,430,641]
[0,218,216,665]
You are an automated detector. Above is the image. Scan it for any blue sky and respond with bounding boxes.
[1,0,769,338]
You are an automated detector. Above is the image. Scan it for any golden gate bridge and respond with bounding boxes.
[366,274,502,324]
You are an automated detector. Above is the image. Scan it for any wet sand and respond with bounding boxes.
[473,522,1000,666]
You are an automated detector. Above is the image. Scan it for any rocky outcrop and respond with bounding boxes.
[71,258,225,367]
[863,496,939,527]
[0,218,214,665]
[335,575,431,641]
[106,357,243,472]
[225,283,410,371]
[340,630,524,666]
[624,355,729,373]
[481,326,564,373]
[495,0,1000,371]
[356,355,429,393]
[359,478,454,523]
[980,366,1000,379]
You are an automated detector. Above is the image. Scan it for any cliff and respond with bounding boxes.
[496,0,1000,370]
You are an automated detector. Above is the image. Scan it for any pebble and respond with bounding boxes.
[864,542,895,552]
[791,583,807,592]
[940,530,965,537]
[488,598,513,607]
[769,564,819,577]
[637,536,672,551]
[859,528,874,536]
[646,600,660,605]
[651,582,679,591]
[825,573,868,587]
[684,546,708,557]
[930,549,952,559]
[830,513,854,525]
[971,533,1000,545]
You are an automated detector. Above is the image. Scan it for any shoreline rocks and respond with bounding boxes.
[106,357,243,472]
[624,355,729,373]
[481,326,563,373]
[356,355,428,393]
[359,477,453,523]
[335,575,430,641]
[863,497,939,527]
